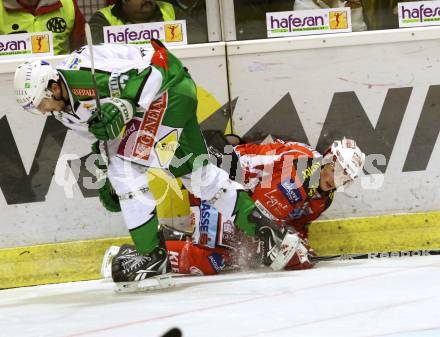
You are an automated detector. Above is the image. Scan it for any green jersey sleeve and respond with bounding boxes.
[58,69,112,106]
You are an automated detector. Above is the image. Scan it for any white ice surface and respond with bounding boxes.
[1,256,440,337]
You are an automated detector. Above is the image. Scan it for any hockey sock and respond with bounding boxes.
[129,214,160,255]
[232,191,257,237]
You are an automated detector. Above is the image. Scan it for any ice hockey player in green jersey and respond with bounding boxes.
[14,40,302,285]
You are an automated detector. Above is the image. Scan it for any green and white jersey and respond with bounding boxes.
[52,41,203,172]
[53,44,163,140]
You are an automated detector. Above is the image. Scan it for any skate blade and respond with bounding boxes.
[115,274,176,293]
[101,246,121,279]
[270,233,301,271]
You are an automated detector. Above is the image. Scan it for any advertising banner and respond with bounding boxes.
[398,1,440,28]
[103,20,187,46]
[0,32,54,59]
[266,8,352,38]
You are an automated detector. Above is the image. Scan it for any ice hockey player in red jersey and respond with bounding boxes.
[164,137,366,275]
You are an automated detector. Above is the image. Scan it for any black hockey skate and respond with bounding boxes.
[111,244,168,283]
[248,208,301,270]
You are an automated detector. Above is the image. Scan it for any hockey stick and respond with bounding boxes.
[311,248,440,262]
[85,23,102,116]
[85,23,110,163]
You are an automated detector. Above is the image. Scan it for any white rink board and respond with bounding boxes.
[1,256,440,337]
[0,43,229,248]
[227,27,440,219]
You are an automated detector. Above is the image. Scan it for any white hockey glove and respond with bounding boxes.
[285,237,316,270]
[250,208,302,271]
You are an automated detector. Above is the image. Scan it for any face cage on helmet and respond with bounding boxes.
[332,160,355,188]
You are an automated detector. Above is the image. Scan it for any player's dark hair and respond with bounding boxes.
[47,79,58,90]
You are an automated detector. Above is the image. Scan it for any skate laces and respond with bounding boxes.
[115,247,137,263]
[120,253,152,273]
[115,247,153,273]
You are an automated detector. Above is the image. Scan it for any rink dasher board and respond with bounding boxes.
[227,27,440,220]
[2,206,440,289]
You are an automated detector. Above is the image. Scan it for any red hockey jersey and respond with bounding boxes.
[235,140,334,235]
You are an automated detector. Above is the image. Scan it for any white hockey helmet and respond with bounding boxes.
[322,137,365,187]
[14,60,59,115]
